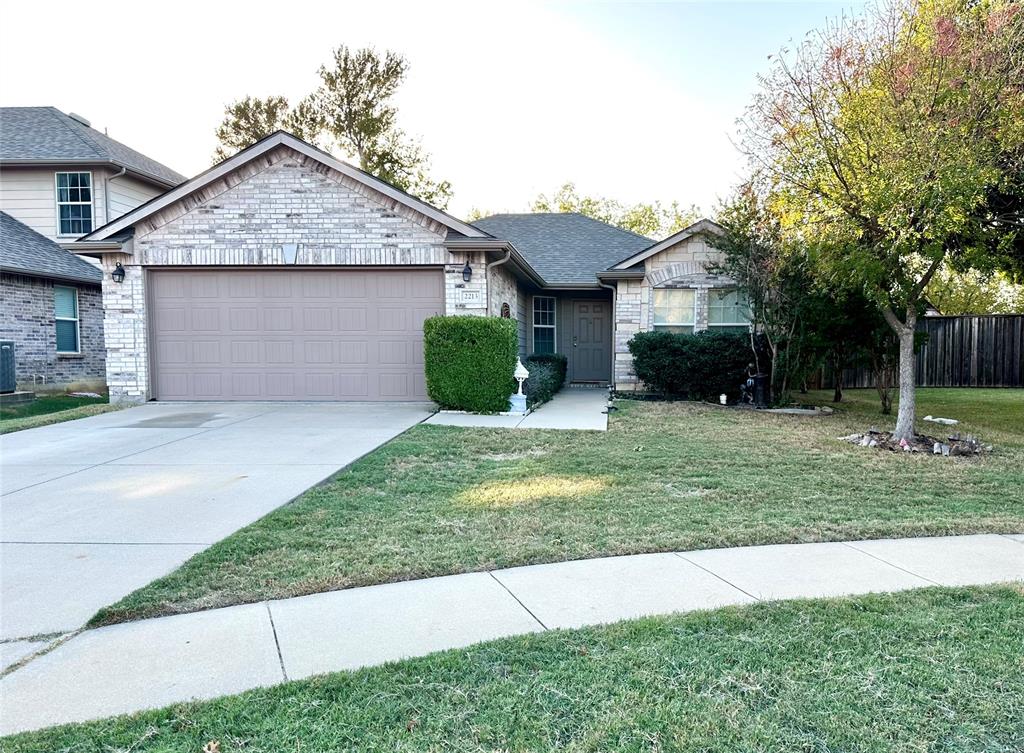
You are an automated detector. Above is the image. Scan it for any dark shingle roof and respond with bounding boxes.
[472,213,653,285]
[0,211,102,284]
[0,107,186,187]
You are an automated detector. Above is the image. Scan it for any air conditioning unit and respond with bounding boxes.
[0,341,16,394]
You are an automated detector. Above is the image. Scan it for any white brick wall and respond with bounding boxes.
[99,147,507,403]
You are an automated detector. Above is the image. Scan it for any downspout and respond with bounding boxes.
[598,279,617,391]
[485,249,512,316]
[104,166,127,223]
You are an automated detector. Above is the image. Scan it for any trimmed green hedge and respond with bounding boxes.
[628,330,762,401]
[524,353,568,407]
[424,316,518,413]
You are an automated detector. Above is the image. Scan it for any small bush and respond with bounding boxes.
[628,330,764,401]
[424,316,518,413]
[524,353,568,407]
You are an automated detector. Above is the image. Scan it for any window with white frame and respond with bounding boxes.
[707,288,752,332]
[54,286,80,353]
[56,172,93,236]
[532,296,556,354]
[652,288,696,334]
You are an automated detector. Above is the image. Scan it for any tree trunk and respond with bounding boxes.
[832,353,843,403]
[891,311,917,441]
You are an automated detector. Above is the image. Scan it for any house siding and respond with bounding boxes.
[106,174,163,221]
[0,272,105,387]
[0,166,109,242]
[613,233,732,390]
[98,146,492,403]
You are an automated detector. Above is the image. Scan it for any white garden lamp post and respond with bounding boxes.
[508,358,530,414]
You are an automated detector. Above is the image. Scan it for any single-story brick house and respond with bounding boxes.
[73,131,748,404]
[0,211,106,389]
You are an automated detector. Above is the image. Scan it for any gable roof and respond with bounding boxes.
[0,107,186,188]
[0,211,102,284]
[79,131,488,242]
[609,218,724,270]
[472,213,653,285]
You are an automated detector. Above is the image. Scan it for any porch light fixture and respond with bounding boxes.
[462,261,473,282]
[111,262,126,284]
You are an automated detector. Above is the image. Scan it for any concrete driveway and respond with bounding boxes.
[0,402,432,641]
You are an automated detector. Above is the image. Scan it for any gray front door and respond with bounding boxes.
[571,299,611,382]
[149,268,443,401]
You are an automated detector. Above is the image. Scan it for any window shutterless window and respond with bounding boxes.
[708,289,752,332]
[55,172,93,235]
[54,286,80,353]
[652,288,696,334]
[532,296,556,354]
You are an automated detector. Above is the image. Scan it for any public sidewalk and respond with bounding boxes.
[424,387,609,430]
[2,533,1022,735]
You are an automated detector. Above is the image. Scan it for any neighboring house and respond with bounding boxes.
[0,107,186,389]
[0,212,105,388]
[73,131,747,404]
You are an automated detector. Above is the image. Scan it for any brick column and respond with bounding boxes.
[100,254,149,404]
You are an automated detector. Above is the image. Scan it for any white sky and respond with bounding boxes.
[0,1,855,219]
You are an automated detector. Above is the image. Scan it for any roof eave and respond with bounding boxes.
[596,269,645,280]
[0,264,101,286]
[611,218,725,270]
[0,158,180,189]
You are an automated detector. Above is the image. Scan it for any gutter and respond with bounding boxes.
[104,166,127,223]
[0,159,180,190]
[485,249,512,315]
[598,278,618,390]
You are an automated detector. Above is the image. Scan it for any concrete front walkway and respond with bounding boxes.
[2,533,1021,735]
[0,402,432,641]
[425,387,609,431]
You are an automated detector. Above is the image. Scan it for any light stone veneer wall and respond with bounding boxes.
[100,146,495,403]
[487,263,526,358]
[613,233,734,389]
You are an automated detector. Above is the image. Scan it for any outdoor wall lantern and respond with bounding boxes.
[111,262,126,284]
[462,261,473,282]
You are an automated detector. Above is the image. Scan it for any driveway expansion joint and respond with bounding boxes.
[673,552,762,602]
[840,541,943,586]
[488,571,550,631]
[265,602,288,682]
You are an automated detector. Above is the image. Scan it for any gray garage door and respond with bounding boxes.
[149,268,443,401]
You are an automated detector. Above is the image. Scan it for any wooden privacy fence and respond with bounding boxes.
[825,315,1024,388]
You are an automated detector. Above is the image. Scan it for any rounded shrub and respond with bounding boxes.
[628,330,765,400]
[424,316,518,413]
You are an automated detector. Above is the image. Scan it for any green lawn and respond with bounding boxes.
[12,586,1024,751]
[91,388,1024,627]
[0,393,117,434]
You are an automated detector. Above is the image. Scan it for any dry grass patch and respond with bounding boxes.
[456,475,609,507]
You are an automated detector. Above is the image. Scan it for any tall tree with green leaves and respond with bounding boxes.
[213,96,322,162]
[531,182,700,238]
[740,0,1024,440]
[212,46,453,208]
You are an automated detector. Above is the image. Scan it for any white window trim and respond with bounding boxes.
[652,287,698,330]
[532,295,557,353]
[54,171,94,238]
[707,288,752,328]
[54,285,81,355]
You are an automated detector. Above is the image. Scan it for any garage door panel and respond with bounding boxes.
[190,308,221,331]
[150,269,442,401]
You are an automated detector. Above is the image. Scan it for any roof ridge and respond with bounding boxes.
[48,108,105,160]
